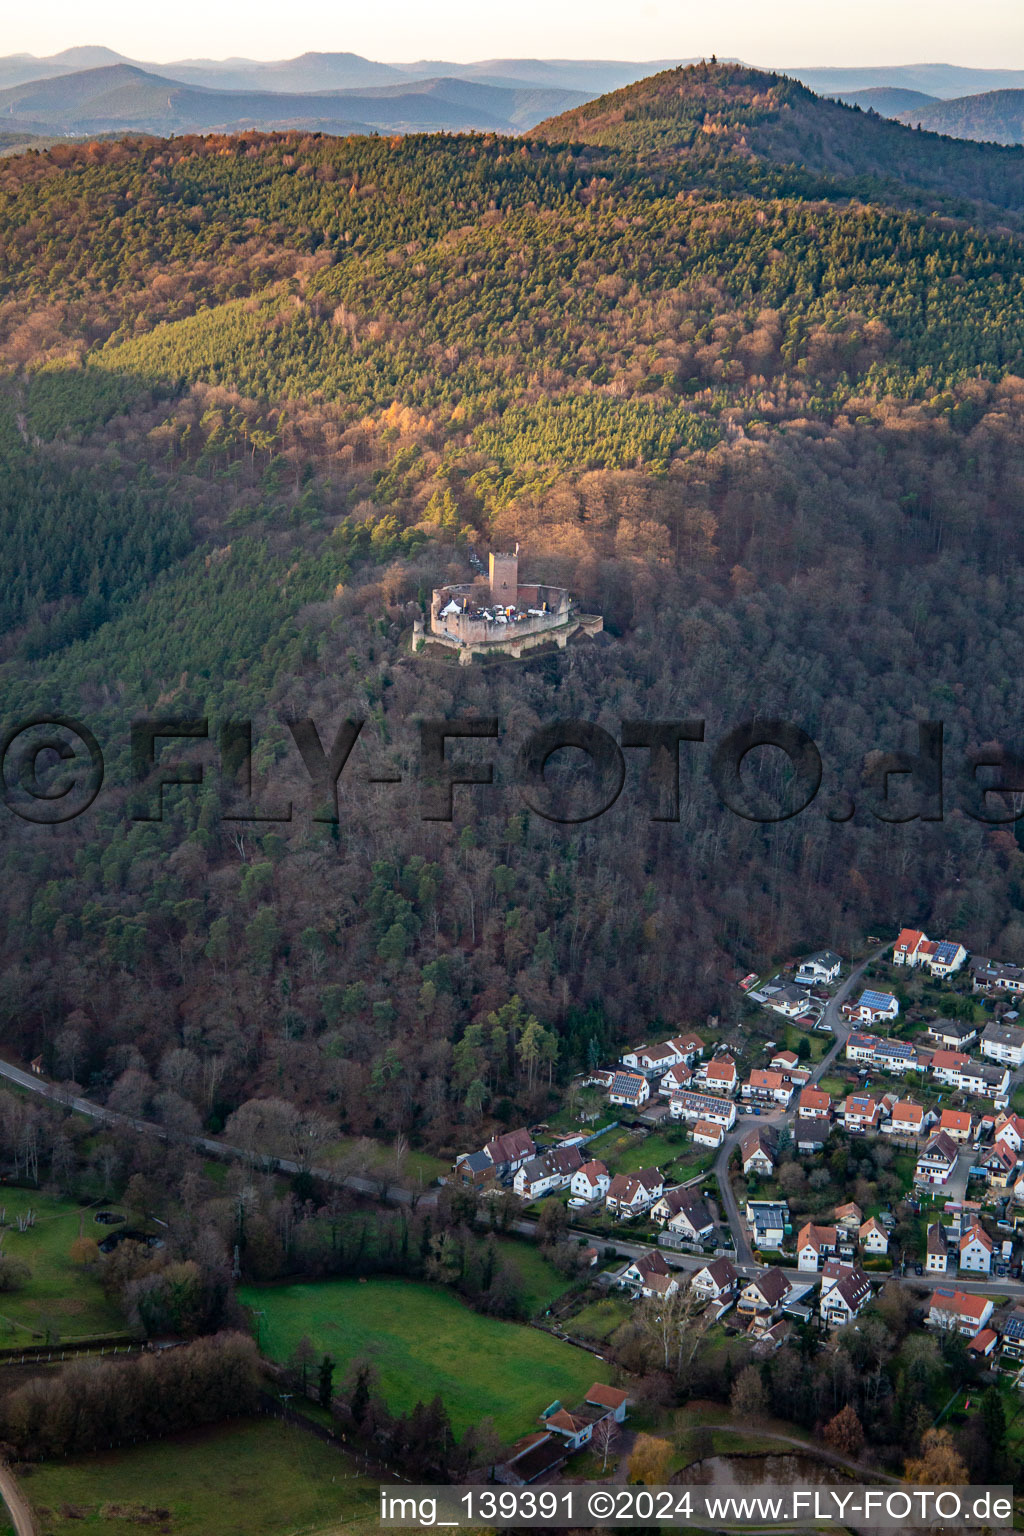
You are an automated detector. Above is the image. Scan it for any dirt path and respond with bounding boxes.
[0,1463,37,1536]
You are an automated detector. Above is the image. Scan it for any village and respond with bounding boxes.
[446,924,1024,1478]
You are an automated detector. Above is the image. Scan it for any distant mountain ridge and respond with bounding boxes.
[894,89,1024,145]
[0,63,588,137]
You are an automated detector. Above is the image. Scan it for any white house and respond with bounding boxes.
[925,940,969,978]
[981,1022,1024,1069]
[893,928,929,966]
[692,1118,725,1149]
[930,1050,971,1088]
[925,1223,949,1273]
[670,1092,737,1129]
[848,989,899,1024]
[821,1267,872,1327]
[859,1217,888,1255]
[666,1033,705,1065]
[797,1222,838,1272]
[652,1187,715,1241]
[746,1201,788,1250]
[995,1113,1024,1155]
[691,1257,738,1302]
[658,1064,693,1097]
[570,1159,610,1201]
[737,1267,790,1320]
[743,1069,794,1107]
[959,1225,994,1275]
[888,1100,927,1137]
[741,1128,778,1177]
[701,1057,738,1097]
[513,1145,583,1200]
[915,1131,958,1186]
[927,1289,994,1335]
[607,1071,650,1108]
[606,1168,664,1218]
[795,950,841,986]
[617,1249,678,1298]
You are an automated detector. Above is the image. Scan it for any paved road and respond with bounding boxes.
[0,1464,36,1536]
[808,944,889,1085]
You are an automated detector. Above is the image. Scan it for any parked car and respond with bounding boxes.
[914,1263,923,1275]
[997,1265,1008,1277]
[567,1197,589,1209]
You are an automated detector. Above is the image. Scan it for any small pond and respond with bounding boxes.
[97,1228,164,1254]
[678,1453,850,1486]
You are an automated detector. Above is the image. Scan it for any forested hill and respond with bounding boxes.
[2,105,1024,1150]
[533,62,1024,227]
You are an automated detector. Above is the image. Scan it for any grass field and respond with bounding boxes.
[492,1238,574,1314]
[565,1295,631,1344]
[239,1276,596,1437]
[584,1126,711,1182]
[0,1189,123,1344]
[20,1417,381,1536]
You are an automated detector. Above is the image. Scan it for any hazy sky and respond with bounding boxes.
[5,0,1022,66]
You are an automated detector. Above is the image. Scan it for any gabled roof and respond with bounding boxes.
[939,1109,972,1134]
[697,1256,738,1287]
[858,989,897,1010]
[587,1382,628,1410]
[741,1127,778,1160]
[794,1115,829,1145]
[798,1222,837,1252]
[692,1118,723,1139]
[827,1269,872,1311]
[960,1224,994,1253]
[859,1217,887,1241]
[926,1222,948,1255]
[968,1327,998,1354]
[485,1127,535,1165]
[834,1201,863,1223]
[667,1033,705,1055]
[609,1070,648,1099]
[798,1087,831,1113]
[931,1049,971,1071]
[748,1267,790,1306]
[629,1249,669,1278]
[929,1288,990,1321]
[921,1130,958,1163]
[706,1057,737,1080]
[577,1159,608,1181]
[892,1099,924,1124]
[748,1068,785,1091]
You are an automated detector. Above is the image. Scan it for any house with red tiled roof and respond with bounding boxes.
[842,1093,882,1132]
[692,1118,725,1148]
[770,1049,799,1071]
[834,1201,863,1231]
[702,1057,738,1097]
[585,1383,629,1420]
[859,1217,888,1255]
[658,1063,693,1097]
[995,1113,1024,1154]
[570,1160,610,1201]
[798,1086,831,1119]
[959,1224,994,1274]
[939,1108,973,1143]
[666,1033,705,1065]
[798,1222,838,1272]
[930,1050,971,1087]
[894,928,928,966]
[744,1068,794,1107]
[608,1071,650,1109]
[927,1288,994,1335]
[968,1327,998,1358]
[888,1100,927,1137]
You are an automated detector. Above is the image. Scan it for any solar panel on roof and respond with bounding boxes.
[859,990,895,1008]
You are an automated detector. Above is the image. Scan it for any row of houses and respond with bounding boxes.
[846,1028,1011,1103]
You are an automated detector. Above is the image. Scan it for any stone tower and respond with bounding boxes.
[489,550,518,606]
